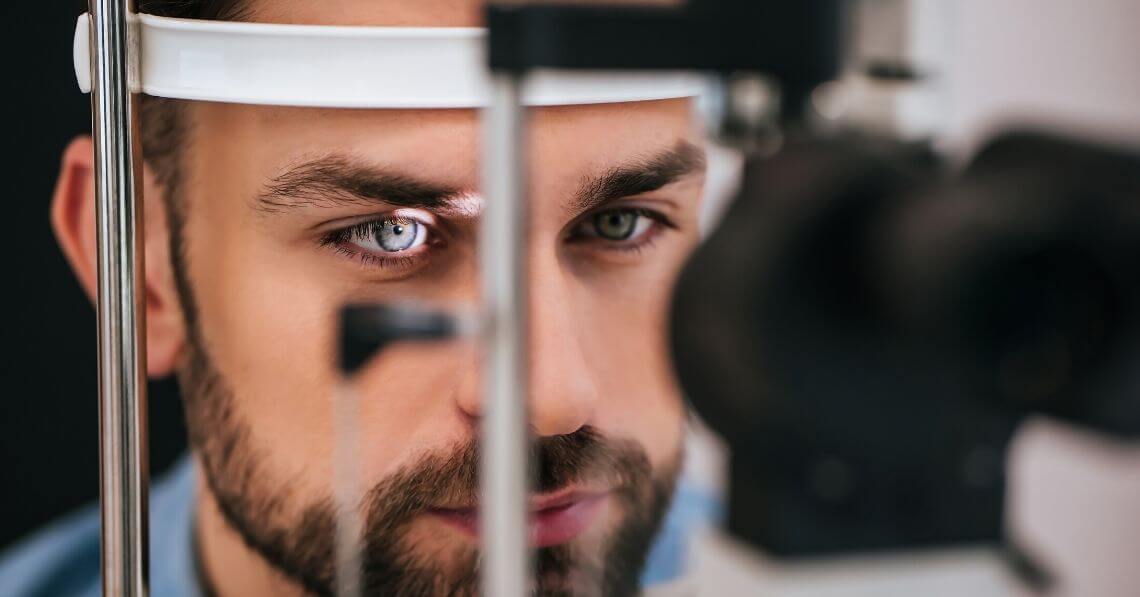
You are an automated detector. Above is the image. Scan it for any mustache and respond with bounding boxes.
[337,426,658,596]
[359,426,649,524]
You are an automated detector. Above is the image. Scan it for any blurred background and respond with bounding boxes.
[2,0,1138,554]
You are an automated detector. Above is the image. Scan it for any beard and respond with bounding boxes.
[176,306,680,596]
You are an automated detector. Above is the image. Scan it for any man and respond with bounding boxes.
[0,0,719,595]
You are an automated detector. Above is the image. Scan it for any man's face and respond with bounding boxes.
[161,2,705,595]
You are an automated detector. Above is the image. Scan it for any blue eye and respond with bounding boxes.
[350,218,428,253]
[377,220,420,251]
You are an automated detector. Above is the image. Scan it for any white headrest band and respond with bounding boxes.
[74,13,702,108]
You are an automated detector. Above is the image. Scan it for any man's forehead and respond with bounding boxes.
[244,96,694,129]
[242,0,682,26]
[191,98,702,215]
[244,0,483,26]
[206,98,697,161]
[186,0,704,196]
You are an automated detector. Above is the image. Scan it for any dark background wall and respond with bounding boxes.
[0,3,187,551]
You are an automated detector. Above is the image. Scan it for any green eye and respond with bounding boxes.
[593,210,639,241]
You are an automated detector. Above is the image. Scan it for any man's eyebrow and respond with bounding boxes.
[571,140,707,215]
[255,155,467,214]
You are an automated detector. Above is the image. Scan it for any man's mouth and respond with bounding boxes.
[428,488,610,548]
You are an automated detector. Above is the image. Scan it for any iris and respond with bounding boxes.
[594,210,638,241]
[376,220,420,252]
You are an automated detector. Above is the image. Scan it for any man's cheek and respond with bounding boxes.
[206,266,341,467]
[353,346,476,479]
[583,302,683,433]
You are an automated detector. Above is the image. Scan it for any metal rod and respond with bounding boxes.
[480,74,531,597]
[88,1,149,595]
[334,380,363,597]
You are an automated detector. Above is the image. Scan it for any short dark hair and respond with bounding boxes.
[138,0,249,21]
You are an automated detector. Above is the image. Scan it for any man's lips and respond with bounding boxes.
[428,489,610,548]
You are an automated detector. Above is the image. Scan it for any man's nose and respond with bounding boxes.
[526,266,601,437]
[454,262,600,437]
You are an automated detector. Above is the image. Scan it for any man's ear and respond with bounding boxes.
[51,135,187,377]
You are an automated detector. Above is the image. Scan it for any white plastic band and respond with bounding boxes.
[73,13,701,108]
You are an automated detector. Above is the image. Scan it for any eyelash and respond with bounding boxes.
[319,217,437,271]
[321,207,676,271]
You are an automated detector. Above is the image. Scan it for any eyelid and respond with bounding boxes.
[315,207,439,235]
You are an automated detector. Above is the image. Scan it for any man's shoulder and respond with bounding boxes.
[0,455,199,597]
[641,424,727,587]
[0,503,103,597]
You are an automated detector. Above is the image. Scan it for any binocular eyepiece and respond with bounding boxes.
[671,131,1140,555]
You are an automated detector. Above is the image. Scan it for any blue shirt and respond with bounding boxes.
[0,454,720,596]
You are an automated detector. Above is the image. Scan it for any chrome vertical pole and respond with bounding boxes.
[480,74,531,597]
[334,379,363,597]
[88,1,149,595]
